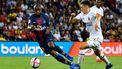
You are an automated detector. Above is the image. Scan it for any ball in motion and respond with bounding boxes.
[30,57,40,68]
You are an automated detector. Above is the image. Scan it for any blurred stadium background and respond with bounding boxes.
[0,0,122,69]
[0,0,122,41]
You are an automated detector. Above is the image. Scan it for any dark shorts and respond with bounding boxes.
[37,33,54,54]
[34,30,54,54]
[40,43,52,54]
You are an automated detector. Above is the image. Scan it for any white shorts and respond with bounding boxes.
[87,40,102,50]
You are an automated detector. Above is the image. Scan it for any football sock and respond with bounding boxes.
[99,54,110,65]
[78,50,85,64]
[96,56,100,60]
[94,49,110,65]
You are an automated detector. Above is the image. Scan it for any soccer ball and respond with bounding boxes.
[30,57,40,68]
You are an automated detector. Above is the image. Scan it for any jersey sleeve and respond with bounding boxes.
[91,8,98,16]
[28,15,36,25]
[44,14,50,27]
[97,8,104,16]
[74,13,82,20]
[41,13,50,27]
[91,6,104,16]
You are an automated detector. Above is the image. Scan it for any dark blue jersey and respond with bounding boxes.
[28,13,53,44]
[29,13,49,27]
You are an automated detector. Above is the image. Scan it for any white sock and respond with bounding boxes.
[78,50,85,64]
[78,54,85,64]
[96,47,102,60]
[96,56,101,60]
[103,56,110,65]
[99,53,110,65]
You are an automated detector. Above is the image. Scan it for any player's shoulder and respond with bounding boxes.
[29,14,36,19]
[90,5,98,12]
[91,5,103,11]
[90,5,103,15]
[74,12,84,20]
[91,5,97,9]
[77,12,83,16]
[99,7,103,11]
[91,5,96,9]
[41,13,49,19]
[41,13,48,17]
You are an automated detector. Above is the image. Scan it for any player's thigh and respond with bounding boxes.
[46,33,55,48]
[87,40,101,50]
[40,44,53,54]
[80,42,89,50]
[50,50,58,57]
[79,48,91,54]
[40,44,58,57]
[94,48,101,56]
[47,41,55,48]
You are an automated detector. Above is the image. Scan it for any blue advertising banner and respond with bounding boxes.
[0,42,73,56]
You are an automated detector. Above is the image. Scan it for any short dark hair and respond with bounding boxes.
[81,1,90,7]
[34,4,41,9]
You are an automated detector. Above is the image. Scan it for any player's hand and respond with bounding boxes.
[35,28,41,31]
[28,25,36,30]
[71,13,76,17]
[69,13,76,23]
[32,25,36,29]
[95,23,99,31]
[37,25,42,28]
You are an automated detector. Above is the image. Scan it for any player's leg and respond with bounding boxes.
[96,47,103,62]
[96,56,103,62]
[78,50,85,64]
[49,50,80,69]
[40,46,78,69]
[94,49,110,64]
[50,50,71,65]
[46,32,73,62]
[40,45,72,65]
[78,49,90,64]
[78,30,90,64]
[77,42,90,68]
[88,40,113,69]
[48,42,73,61]
[94,49,113,69]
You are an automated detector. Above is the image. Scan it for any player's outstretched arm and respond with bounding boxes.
[69,13,80,24]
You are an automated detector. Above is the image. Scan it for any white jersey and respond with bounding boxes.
[91,5,104,16]
[74,7,103,42]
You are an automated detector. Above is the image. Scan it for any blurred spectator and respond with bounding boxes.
[0,34,6,41]
[71,30,79,41]
[53,29,61,41]
[63,30,71,41]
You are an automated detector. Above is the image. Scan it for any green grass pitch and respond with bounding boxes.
[0,56,121,69]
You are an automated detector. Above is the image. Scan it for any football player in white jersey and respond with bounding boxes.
[69,1,113,69]
[78,0,104,63]
[77,0,104,64]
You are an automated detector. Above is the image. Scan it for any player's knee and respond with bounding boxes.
[80,42,89,50]
[80,47,84,50]
[80,46,88,50]
[50,50,58,57]
[94,50,100,56]
[40,47,45,51]
[48,42,55,48]
[79,50,85,55]
[99,53,104,59]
